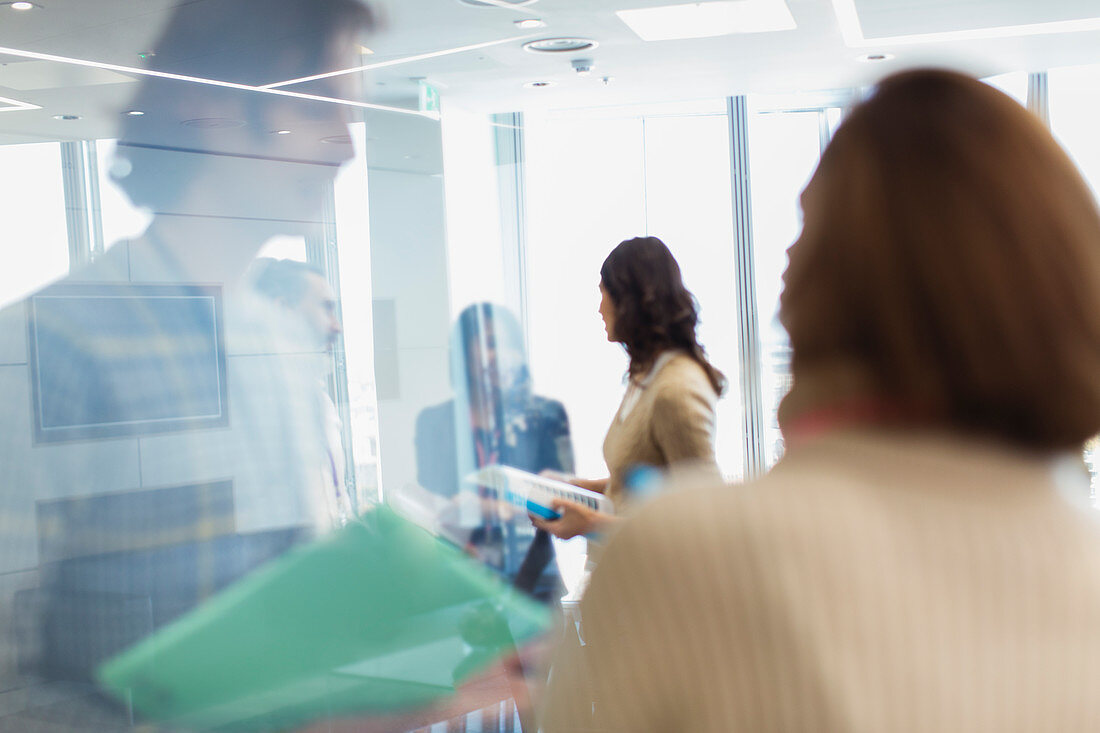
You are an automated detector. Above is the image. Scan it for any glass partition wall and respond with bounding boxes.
[3,7,1100,727]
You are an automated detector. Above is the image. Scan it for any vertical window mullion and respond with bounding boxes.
[492,111,531,356]
[83,140,105,260]
[1027,71,1050,127]
[308,181,360,510]
[59,141,92,271]
[727,96,767,480]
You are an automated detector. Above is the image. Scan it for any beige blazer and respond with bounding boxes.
[602,352,718,510]
[541,428,1100,732]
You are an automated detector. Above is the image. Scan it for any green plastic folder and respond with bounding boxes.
[97,506,550,731]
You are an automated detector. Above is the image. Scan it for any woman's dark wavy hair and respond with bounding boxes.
[600,236,726,395]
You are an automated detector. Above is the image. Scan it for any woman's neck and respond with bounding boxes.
[629,348,678,383]
[778,359,922,445]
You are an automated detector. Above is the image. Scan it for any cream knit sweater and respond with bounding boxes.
[542,428,1100,732]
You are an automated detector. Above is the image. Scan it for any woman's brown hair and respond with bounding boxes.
[601,236,727,395]
[781,68,1100,450]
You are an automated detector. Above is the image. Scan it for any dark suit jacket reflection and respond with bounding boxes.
[415,396,573,603]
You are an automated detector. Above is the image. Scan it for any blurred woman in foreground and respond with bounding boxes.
[540,69,1100,731]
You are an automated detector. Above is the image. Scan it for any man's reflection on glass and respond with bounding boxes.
[0,0,374,728]
[248,258,353,529]
[415,303,574,603]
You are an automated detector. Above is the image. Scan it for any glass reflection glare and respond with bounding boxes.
[0,2,549,731]
[412,303,574,602]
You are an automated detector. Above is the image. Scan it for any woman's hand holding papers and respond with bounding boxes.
[530,498,616,540]
[569,477,609,494]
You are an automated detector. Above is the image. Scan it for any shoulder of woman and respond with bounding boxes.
[654,353,710,382]
[649,357,717,405]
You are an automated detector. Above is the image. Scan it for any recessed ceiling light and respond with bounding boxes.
[514,18,545,29]
[523,80,556,88]
[52,114,80,120]
[274,129,291,135]
[857,52,894,62]
[617,1,796,41]
[181,117,246,129]
[523,37,598,53]
[9,2,35,10]
[124,109,145,116]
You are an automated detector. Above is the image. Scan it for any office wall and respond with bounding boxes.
[366,115,452,500]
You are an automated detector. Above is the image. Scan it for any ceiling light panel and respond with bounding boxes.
[0,93,39,112]
[617,0,796,42]
[0,44,437,119]
[833,0,1100,46]
[264,35,530,89]
[858,0,1098,39]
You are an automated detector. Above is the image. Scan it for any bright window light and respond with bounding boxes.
[616,1,796,42]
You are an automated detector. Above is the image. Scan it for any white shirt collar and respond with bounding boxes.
[638,350,680,387]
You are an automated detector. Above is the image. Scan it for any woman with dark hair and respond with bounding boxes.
[541,69,1100,732]
[533,236,725,540]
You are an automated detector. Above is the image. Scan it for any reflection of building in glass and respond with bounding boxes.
[351,389,380,495]
[1085,437,1099,507]
[766,339,793,465]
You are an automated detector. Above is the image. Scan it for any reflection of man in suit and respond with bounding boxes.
[415,303,574,602]
[0,1,376,726]
[249,257,354,528]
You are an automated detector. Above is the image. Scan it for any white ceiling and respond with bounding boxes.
[1,0,1100,147]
